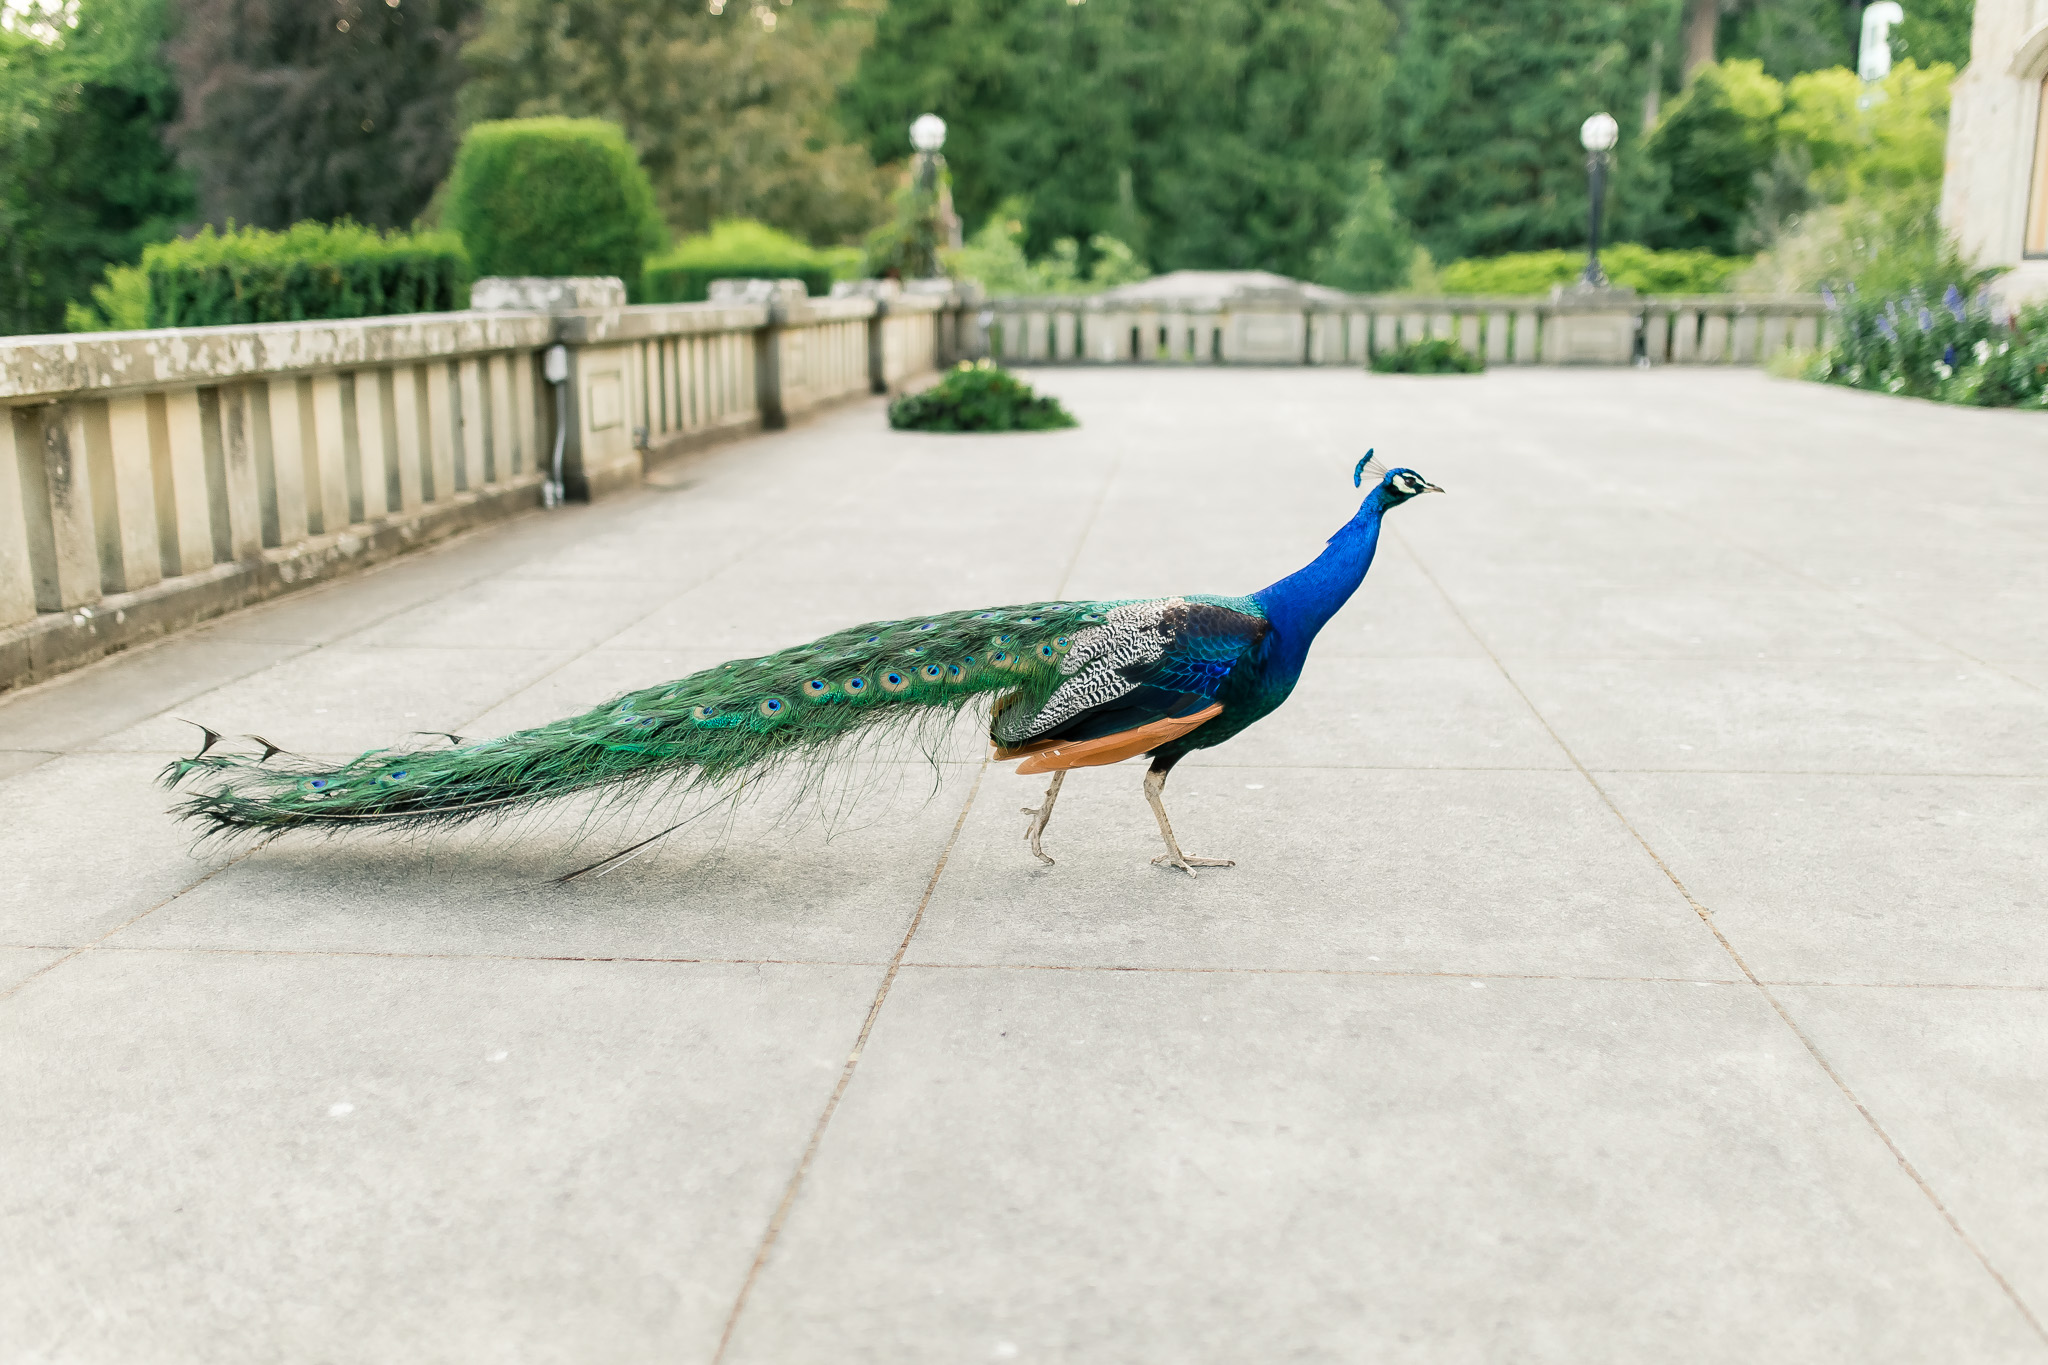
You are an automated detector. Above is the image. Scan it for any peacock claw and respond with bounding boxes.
[1151,852,1235,878]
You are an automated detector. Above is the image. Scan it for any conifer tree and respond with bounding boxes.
[1385,0,1682,263]
[842,0,1395,277]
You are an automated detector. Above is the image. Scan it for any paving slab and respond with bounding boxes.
[0,637,307,752]
[85,645,576,755]
[1598,772,2048,986]
[0,947,65,992]
[911,764,1730,980]
[3,368,2045,1359]
[1509,657,2048,775]
[1773,984,2048,1323]
[725,969,2042,1364]
[0,753,235,944]
[118,762,976,963]
[0,949,872,1365]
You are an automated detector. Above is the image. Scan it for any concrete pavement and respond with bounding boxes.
[3,367,2046,1362]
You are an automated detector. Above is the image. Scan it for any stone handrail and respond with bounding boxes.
[1,286,971,692]
[982,291,1833,366]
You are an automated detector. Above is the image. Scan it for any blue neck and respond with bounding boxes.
[1250,494,1387,669]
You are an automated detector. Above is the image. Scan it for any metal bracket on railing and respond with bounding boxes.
[542,343,568,507]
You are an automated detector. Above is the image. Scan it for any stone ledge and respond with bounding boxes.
[0,475,545,696]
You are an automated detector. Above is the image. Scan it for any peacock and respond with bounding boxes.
[163,455,1442,877]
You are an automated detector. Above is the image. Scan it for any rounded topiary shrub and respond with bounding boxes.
[1369,338,1484,375]
[888,361,1078,432]
[445,118,664,298]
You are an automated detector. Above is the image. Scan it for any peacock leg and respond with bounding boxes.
[1143,766,1233,878]
[1020,769,1066,866]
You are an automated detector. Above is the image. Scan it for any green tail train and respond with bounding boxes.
[162,600,1120,837]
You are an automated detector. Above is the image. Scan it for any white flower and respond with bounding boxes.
[1975,340,1992,364]
[1935,361,1953,381]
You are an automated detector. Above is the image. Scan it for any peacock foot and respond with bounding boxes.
[1020,771,1065,867]
[1151,852,1236,878]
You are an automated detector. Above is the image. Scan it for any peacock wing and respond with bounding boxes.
[990,596,1268,753]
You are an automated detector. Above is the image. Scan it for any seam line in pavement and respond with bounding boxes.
[1395,525,2048,1346]
[0,840,272,1005]
[6,943,2042,995]
[711,454,1120,1359]
[712,760,988,1363]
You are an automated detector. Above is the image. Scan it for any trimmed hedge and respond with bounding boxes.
[1369,338,1484,374]
[643,220,843,303]
[143,222,469,328]
[445,118,664,299]
[1438,245,1749,296]
[888,361,1077,432]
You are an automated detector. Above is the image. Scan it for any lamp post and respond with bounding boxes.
[905,113,959,274]
[1579,112,1619,289]
[910,113,946,192]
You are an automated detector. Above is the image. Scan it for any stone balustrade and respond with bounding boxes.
[1,284,966,692]
[985,291,1833,366]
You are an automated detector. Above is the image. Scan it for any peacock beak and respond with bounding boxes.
[1422,481,1446,494]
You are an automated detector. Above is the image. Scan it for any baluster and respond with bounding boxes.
[0,410,37,626]
[1730,312,1761,363]
[1512,309,1541,364]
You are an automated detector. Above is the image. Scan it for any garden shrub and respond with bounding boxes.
[1369,338,1484,375]
[643,219,843,303]
[943,198,1149,296]
[65,263,150,332]
[142,222,469,328]
[1436,245,1748,296]
[1811,288,2048,408]
[444,117,663,298]
[888,360,1078,432]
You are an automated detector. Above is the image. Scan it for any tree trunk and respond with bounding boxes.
[1682,0,1718,81]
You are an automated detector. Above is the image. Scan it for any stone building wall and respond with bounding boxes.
[1943,0,2048,306]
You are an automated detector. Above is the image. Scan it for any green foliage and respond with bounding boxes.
[1386,0,1681,262]
[459,0,887,246]
[842,0,1396,277]
[888,361,1079,432]
[1312,162,1416,293]
[1813,288,2048,409]
[1715,0,1856,80]
[1370,338,1484,374]
[1777,61,1954,204]
[1732,61,1961,296]
[644,220,843,303]
[166,0,475,232]
[64,263,149,331]
[1436,244,1747,295]
[943,201,1149,295]
[444,118,663,297]
[1891,0,1976,70]
[1647,59,1783,253]
[1,0,192,336]
[142,222,470,328]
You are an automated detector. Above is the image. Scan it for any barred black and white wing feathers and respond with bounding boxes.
[990,596,1269,750]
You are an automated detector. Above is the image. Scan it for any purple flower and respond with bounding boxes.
[1917,307,1934,332]
[1821,285,1838,310]
[1877,315,1898,342]
[1943,344,1957,367]
[1944,285,1965,321]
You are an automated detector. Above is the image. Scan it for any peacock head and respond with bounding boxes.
[1352,450,1444,508]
